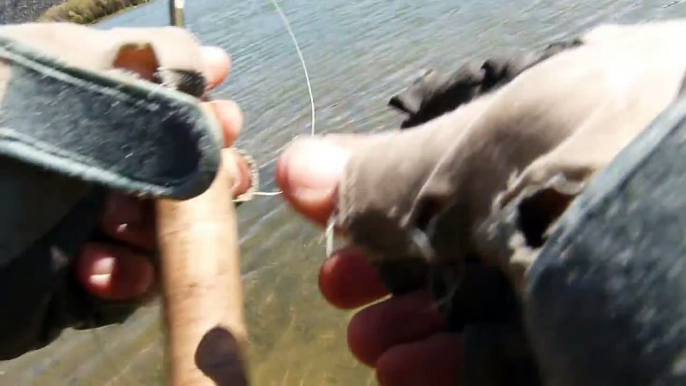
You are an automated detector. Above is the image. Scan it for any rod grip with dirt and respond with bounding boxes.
[156,159,249,386]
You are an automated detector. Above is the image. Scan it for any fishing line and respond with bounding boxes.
[256,1,339,271]
[270,0,316,137]
[266,0,345,262]
[251,0,316,197]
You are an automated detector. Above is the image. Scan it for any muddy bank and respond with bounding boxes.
[0,0,63,23]
[38,0,151,24]
[0,0,151,25]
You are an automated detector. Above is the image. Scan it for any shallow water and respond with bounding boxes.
[2,0,686,384]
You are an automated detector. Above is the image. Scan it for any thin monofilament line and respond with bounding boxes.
[325,216,336,257]
[271,0,316,136]
[252,0,316,197]
[252,191,283,196]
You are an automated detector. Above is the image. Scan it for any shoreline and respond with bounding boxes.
[38,0,152,24]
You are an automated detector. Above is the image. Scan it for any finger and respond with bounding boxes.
[208,99,243,146]
[101,101,244,247]
[100,192,156,251]
[376,333,464,386]
[276,134,377,226]
[76,242,155,301]
[318,247,389,309]
[201,46,231,90]
[347,291,446,367]
[322,132,377,148]
[276,137,350,225]
[222,148,254,198]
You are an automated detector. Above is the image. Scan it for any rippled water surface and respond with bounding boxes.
[2,0,686,384]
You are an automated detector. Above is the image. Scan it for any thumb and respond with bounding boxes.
[276,137,350,225]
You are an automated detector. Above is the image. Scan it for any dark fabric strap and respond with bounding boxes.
[0,31,222,201]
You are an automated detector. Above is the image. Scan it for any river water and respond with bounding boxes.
[1,0,686,384]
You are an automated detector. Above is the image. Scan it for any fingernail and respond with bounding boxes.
[231,154,253,197]
[89,274,111,288]
[92,256,115,275]
[89,256,115,287]
[284,138,349,202]
[201,46,230,66]
[200,46,230,88]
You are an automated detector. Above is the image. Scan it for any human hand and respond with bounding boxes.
[275,20,686,385]
[276,137,463,386]
[77,45,253,302]
[0,24,257,360]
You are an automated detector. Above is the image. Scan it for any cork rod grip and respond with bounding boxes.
[156,160,249,386]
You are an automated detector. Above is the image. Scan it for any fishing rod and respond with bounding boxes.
[154,1,250,385]
[155,0,317,383]
[169,0,185,27]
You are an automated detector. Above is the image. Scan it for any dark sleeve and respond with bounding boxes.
[524,80,686,386]
[0,188,142,360]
